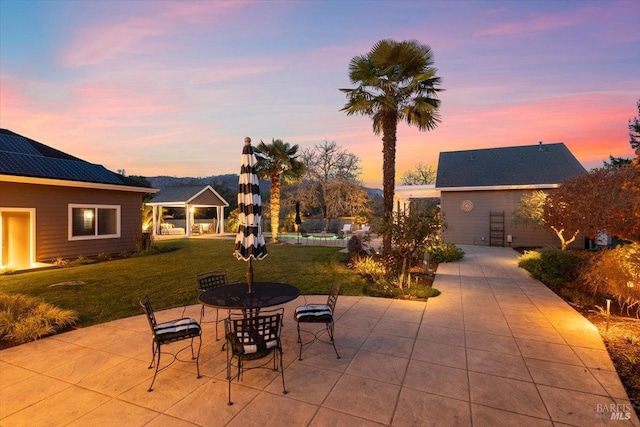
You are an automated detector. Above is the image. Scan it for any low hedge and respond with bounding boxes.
[518,247,588,289]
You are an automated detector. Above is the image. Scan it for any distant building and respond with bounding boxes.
[435,142,586,247]
[0,129,156,269]
[394,184,440,214]
[146,185,229,236]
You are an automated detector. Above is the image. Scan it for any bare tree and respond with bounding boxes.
[325,180,370,219]
[400,162,437,185]
[300,141,362,231]
[629,99,640,151]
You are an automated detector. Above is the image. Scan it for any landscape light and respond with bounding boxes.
[604,294,613,332]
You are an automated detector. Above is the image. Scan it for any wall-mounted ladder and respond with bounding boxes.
[490,211,505,247]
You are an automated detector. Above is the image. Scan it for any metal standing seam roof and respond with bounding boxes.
[435,142,587,188]
[0,129,152,188]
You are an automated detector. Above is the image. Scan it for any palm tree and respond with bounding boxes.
[255,139,306,242]
[340,39,442,254]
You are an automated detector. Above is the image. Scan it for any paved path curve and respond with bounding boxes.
[1,245,637,426]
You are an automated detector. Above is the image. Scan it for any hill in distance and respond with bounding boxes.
[147,175,382,196]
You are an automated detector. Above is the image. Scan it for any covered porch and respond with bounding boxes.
[145,185,229,238]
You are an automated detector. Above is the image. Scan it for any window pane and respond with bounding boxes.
[97,208,117,235]
[72,208,95,236]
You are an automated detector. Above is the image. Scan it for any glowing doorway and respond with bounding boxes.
[1,209,35,270]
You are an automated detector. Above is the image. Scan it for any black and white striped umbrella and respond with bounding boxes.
[233,137,267,293]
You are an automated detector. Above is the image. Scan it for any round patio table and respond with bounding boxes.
[199,282,300,357]
[198,282,300,313]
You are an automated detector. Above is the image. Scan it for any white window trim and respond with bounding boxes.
[68,204,121,241]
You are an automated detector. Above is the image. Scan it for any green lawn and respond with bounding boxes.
[0,239,366,327]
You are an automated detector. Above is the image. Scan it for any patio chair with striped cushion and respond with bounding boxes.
[224,308,286,405]
[140,295,202,392]
[293,282,341,361]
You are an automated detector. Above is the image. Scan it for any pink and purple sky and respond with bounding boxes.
[1,0,638,188]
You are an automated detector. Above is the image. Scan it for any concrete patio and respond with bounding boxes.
[1,245,638,426]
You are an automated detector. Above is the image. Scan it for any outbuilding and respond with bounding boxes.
[145,185,229,237]
[435,142,587,248]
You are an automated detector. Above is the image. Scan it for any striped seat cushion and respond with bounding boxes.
[154,318,201,343]
[239,335,278,354]
[294,304,332,323]
[228,329,278,354]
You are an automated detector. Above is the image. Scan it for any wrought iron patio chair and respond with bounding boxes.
[299,229,310,244]
[224,308,286,405]
[140,295,202,392]
[197,271,228,341]
[293,282,341,361]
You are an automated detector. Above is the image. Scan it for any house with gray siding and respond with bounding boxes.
[435,142,587,248]
[0,129,156,269]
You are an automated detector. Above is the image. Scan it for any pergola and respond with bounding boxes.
[146,185,229,237]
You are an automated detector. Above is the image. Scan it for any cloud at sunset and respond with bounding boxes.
[59,1,254,68]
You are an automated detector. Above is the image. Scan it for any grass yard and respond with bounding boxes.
[0,239,366,327]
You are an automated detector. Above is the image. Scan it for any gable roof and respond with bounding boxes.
[0,129,155,192]
[435,142,587,189]
[147,185,229,207]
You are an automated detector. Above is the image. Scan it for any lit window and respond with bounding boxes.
[69,205,120,240]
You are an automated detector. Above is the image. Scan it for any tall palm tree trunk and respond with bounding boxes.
[270,177,281,242]
[381,115,398,254]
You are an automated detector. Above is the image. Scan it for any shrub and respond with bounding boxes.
[406,286,441,298]
[354,259,441,300]
[351,256,388,282]
[0,293,78,344]
[70,255,97,267]
[225,209,240,233]
[97,252,111,262]
[135,232,153,251]
[518,247,587,289]
[427,242,465,263]
[53,256,69,267]
[517,250,543,281]
[581,244,640,317]
[364,278,440,299]
[347,235,365,259]
[539,247,586,288]
[0,264,16,275]
[363,279,402,298]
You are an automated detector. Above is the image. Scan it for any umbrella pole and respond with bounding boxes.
[246,258,254,294]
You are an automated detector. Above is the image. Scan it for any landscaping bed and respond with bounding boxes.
[516,246,640,417]
[571,302,640,417]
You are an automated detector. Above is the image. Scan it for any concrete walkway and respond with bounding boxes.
[1,246,638,426]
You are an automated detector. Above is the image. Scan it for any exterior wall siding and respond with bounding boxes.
[0,182,144,261]
[440,189,578,248]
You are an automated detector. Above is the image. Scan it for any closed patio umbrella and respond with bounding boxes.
[295,201,302,244]
[295,201,302,226]
[233,137,267,294]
